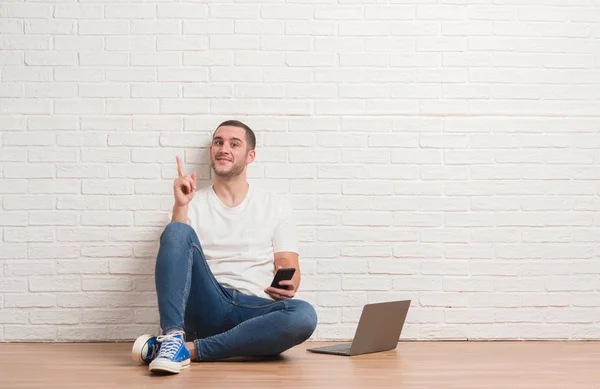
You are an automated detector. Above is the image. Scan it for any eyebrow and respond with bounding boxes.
[213,136,243,143]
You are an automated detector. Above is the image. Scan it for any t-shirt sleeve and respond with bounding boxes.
[272,196,298,254]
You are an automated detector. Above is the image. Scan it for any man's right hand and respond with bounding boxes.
[173,155,197,207]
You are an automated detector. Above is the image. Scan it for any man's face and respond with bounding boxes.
[210,126,255,178]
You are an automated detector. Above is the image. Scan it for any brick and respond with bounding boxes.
[157,36,208,51]
[82,212,133,227]
[4,228,54,243]
[4,326,56,341]
[29,277,81,292]
[57,196,108,210]
[83,309,133,324]
[29,310,80,325]
[82,277,134,292]
[0,279,27,293]
[0,310,28,324]
[54,5,103,19]
[56,228,110,242]
[29,211,78,225]
[185,20,233,35]
[79,20,130,35]
[0,19,23,34]
[58,260,109,275]
[4,294,55,308]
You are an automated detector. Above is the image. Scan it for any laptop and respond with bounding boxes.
[307,300,411,356]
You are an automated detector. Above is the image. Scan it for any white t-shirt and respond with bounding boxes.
[174,184,298,300]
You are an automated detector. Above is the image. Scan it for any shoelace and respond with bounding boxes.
[156,332,184,359]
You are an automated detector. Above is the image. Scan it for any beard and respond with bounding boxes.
[211,156,246,178]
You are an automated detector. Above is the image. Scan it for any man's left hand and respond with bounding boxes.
[264,279,296,300]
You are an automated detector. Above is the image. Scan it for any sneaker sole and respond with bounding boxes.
[132,334,154,364]
[149,358,191,374]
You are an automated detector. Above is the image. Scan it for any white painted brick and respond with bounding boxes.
[158,4,207,19]
[105,5,156,19]
[4,294,55,308]
[0,180,27,194]
[58,260,108,275]
[0,19,23,34]
[81,181,133,195]
[210,4,259,19]
[131,53,180,67]
[25,20,75,35]
[0,147,24,163]
[418,5,466,20]
[30,277,81,292]
[0,279,27,293]
[56,165,103,178]
[78,20,129,35]
[110,165,161,180]
[54,5,103,19]
[55,67,103,82]
[420,293,469,308]
[82,277,134,292]
[4,326,56,341]
[54,99,104,115]
[0,310,28,324]
[30,310,80,325]
[82,212,133,227]
[157,36,208,51]
[56,196,107,212]
[79,83,131,98]
[185,20,232,35]
[285,21,334,36]
[261,36,311,51]
[106,68,155,82]
[442,21,491,36]
[83,309,133,324]
[0,3,52,18]
[0,99,52,114]
[29,211,78,226]
[3,67,52,82]
[134,309,159,324]
[107,99,159,115]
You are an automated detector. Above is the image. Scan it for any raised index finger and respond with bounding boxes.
[176,156,185,177]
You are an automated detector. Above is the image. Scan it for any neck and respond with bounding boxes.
[212,174,249,208]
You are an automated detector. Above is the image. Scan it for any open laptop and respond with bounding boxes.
[307,300,411,356]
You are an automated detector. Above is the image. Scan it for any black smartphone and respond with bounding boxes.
[270,267,296,289]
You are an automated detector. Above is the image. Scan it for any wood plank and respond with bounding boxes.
[0,341,599,389]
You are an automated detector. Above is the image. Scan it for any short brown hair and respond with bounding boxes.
[215,120,256,151]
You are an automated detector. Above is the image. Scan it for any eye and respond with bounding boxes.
[231,143,239,148]
[213,140,223,146]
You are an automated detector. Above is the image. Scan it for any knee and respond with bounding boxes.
[289,300,318,342]
[160,222,196,246]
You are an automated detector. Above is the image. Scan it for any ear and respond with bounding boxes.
[246,149,256,164]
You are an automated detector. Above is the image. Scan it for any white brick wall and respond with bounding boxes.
[1,0,600,342]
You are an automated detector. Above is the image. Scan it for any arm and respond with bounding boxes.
[264,252,300,300]
[274,251,301,291]
[263,196,300,300]
[171,204,188,223]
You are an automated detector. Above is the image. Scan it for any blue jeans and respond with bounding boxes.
[155,222,318,361]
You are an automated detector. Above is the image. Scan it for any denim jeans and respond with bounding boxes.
[155,222,318,361]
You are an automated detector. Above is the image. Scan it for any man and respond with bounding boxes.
[130,120,317,374]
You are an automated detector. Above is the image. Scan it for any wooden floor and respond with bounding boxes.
[0,341,599,389]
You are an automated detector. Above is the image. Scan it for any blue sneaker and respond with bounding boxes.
[131,334,160,365]
[149,331,190,374]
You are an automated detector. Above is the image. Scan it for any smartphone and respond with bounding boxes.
[270,267,296,289]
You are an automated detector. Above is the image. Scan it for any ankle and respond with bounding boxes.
[186,342,196,360]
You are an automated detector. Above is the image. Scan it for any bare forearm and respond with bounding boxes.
[171,204,188,223]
